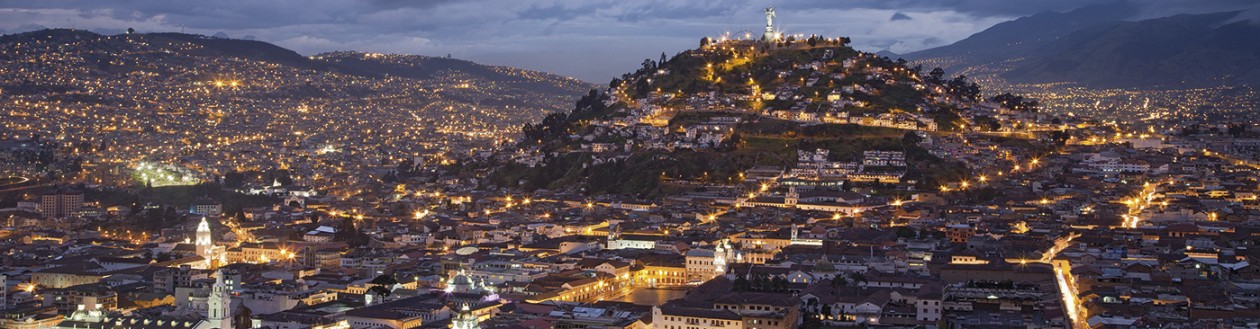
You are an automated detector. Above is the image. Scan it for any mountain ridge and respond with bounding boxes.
[902,4,1260,88]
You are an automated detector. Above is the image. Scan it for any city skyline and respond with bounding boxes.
[3,1,1260,329]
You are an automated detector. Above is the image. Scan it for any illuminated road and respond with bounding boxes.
[1119,180,1161,228]
[0,176,30,186]
[1055,265,1085,329]
[1022,233,1085,329]
[1050,234,1086,329]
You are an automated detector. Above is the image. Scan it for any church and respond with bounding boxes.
[54,271,234,329]
[195,217,227,269]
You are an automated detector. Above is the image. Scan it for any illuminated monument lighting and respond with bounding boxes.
[763,6,780,41]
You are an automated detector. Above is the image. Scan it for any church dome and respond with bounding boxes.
[814,259,837,272]
[451,273,473,286]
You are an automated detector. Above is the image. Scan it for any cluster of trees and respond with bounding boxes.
[4,140,57,167]
[521,89,610,143]
[1048,130,1072,147]
[925,68,981,101]
[1178,123,1248,137]
[221,168,292,188]
[972,115,1002,131]
[989,93,1040,112]
[732,273,790,292]
[381,158,422,183]
[367,274,397,297]
[334,217,371,247]
[133,205,184,230]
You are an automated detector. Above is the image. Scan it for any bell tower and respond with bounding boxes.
[208,270,232,329]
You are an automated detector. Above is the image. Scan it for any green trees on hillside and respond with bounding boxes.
[522,89,610,143]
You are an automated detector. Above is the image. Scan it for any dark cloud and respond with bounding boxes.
[0,0,1254,81]
[779,0,1104,17]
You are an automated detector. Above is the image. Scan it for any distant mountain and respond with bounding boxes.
[905,2,1139,65]
[873,50,900,58]
[903,3,1260,88]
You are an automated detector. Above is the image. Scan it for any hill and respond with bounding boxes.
[902,4,1260,88]
[481,37,1047,199]
[0,28,591,191]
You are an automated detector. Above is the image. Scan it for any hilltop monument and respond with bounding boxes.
[763,6,779,41]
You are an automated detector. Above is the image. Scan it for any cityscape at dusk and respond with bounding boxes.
[2,1,1260,329]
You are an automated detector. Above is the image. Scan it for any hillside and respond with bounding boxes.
[482,37,1041,199]
[902,5,1260,89]
[0,28,590,190]
[903,2,1138,69]
[1001,12,1260,88]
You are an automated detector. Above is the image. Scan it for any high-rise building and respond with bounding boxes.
[39,189,83,219]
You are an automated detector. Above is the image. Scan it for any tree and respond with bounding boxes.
[1180,124,1202,136]
[896,226,916,239]
[1050,130,1072,147]
[368,285,391,298]
[732,275,750,291]
[634,78,650,97]
[223,171,245,188]
[849,272,867,285]
[232,306,252,329]
[371,274,399,286]
[771,276,787,291]
[700,37,711,47]
[928,68,945,84]
[127,27,135,34]
[901,131,923,145]
[807,36,818,47]
[396,158,415,175]
[973,115,1001,131]
[334,218,368,246]
[800,311,823,329]
[989,93,1038,112]
[1228,123,1247,137]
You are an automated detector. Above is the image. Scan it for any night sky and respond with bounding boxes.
[1,0,1256,82]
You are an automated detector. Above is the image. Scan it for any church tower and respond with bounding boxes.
[196,217,214,268]
[208,270,232,329]
[605,222,621,250]
[713,239,729,276]
[451,303,479,329]
[786,186,798,206]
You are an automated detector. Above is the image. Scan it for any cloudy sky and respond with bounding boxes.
[1,0,1256,82]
